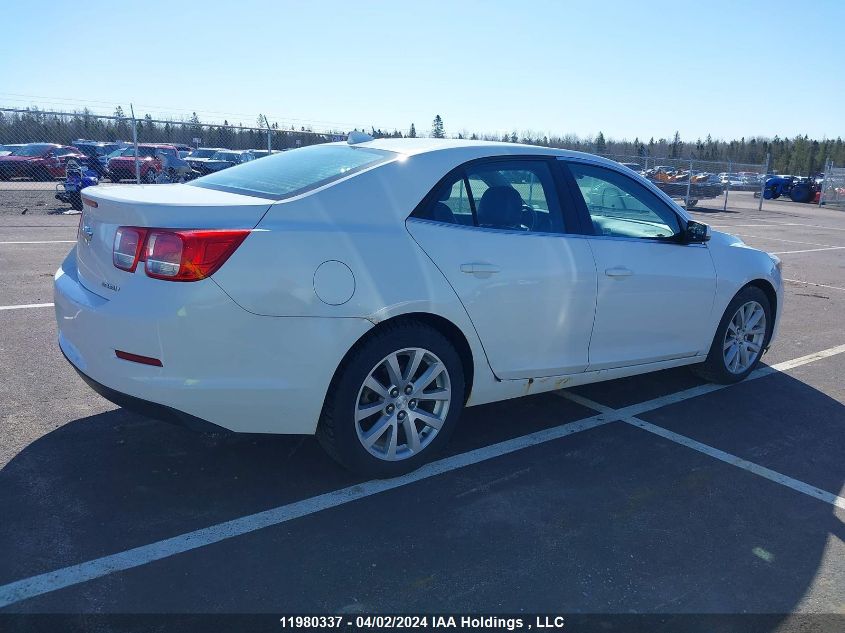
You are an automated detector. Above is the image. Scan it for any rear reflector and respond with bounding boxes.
[115,350,163,367]
[81,197,98,208]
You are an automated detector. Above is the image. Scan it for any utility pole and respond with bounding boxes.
[130,104,140,184]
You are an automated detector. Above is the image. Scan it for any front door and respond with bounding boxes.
[561,159,717,370]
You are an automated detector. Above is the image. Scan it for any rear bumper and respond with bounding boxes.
[55,248,372,434]
[64,350,230,434]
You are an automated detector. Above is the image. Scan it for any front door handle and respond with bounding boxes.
[461,263,501,275]
[605,267,633,277]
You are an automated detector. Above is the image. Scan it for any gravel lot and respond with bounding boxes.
[0,188,843,631]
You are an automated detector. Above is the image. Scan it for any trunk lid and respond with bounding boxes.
[76,183,272,298]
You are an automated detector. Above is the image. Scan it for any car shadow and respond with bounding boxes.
[0,365,842,624]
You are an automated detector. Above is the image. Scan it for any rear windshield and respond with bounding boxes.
[189,144,394,199]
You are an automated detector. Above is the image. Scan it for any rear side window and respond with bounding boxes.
[190,144,394,199]
[412,160,565,234]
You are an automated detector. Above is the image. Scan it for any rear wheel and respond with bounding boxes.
[317,320,465,477]
[692,286,772,384]
[789,184,811,203]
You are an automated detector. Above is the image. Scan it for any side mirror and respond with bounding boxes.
[685,220,711,243]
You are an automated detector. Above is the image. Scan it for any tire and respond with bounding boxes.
[789,184,811,203]
[317,320,465,477]
[692,286,772,384]
[144,168,157,184]
[685,198,698,208]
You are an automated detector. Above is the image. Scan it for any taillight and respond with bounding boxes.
[113,227,148,272]
[112,227,249,281]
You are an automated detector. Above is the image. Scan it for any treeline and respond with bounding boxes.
[1,107,842,176]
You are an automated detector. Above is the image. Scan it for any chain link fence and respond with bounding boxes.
[0,106,346,190]
[820,160,845,210]
[598,153,769,212]
[1,103,778,217]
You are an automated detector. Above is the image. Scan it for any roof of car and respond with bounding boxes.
[347,137,613,165]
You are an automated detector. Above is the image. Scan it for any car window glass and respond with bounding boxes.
[566,162,681,240]
[466,161,564,233]
[413,173,474,225]
[190,144,393,199]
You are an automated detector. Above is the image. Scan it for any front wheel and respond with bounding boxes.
[317,320,465,477]
[692,286,772,384]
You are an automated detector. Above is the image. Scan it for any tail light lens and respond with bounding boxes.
[113,227,148,272]
[112,227,249,281]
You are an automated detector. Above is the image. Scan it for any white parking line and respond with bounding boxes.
[710,221,845,233]
[0,302,54,311]
[0,240,75,244]
[560,392,845,511]
[769,246,845,255]
[784,278,845,293]
[741,219,845,233]
[0,343,844,608]
[729,233,843,248]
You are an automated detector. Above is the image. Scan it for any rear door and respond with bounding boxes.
[406,158,597,380]
[560,159,717,370]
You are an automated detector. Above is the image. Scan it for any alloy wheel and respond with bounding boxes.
[354,347,451,461]
[723,300,766,374]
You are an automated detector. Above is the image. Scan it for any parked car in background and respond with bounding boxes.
[157,148,192,182]
[0,143,88,181]
[203,149,254,173]
[720,173,745,187]
[186,147,225,175]
[71,141,122,177]
[102,145,130,169]
[247,149,280,160]
[0,144,26,157]
[55,138,782,476]
[107,144,180,183]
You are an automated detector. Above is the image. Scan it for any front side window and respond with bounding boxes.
[190,144,394,199]
[412,160,565,234]
[565,162,681,240]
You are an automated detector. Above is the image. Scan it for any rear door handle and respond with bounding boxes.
[605,267,633,277]
[461,263,501,275]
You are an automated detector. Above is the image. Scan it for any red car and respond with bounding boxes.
[0,143,87,181]
[107,144,180,183]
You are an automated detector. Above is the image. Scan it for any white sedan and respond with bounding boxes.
[54,137,782,476]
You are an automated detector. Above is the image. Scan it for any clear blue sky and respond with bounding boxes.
[1,0,842,141]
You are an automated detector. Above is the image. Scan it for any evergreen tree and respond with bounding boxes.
[670,131,682,158]
[409,123,416,138]
[431,115,445,138]
[595,131,607,153]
